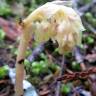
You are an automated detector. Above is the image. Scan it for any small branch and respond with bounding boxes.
[55,55,65,96]
[57,67,96,82]
[80,62,86,71]
[77,0,96,16]
[0,86,10,96]
[27,43,45,62]
[74,47,86,70]
[83,21,96,34]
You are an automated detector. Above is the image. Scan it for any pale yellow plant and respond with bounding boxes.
[23,1,85,53]
[15,1,85,96]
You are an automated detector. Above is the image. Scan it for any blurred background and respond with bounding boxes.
[0,0,96,96]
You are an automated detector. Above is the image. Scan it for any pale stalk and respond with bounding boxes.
[15,25,32,96]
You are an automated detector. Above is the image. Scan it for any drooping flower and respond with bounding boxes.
[23,1,85,54]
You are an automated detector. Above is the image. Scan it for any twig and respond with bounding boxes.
[78,0,96,16]
[83,21,96,34]
[57,67,96,82]
[55,55,65,96]
[0,80,9,84]
[74,47,96,95]
[39,90,50,96]
[74,47,86,70]
[80,62,86,71]
[0,86,10,96]
[27,43,45,62]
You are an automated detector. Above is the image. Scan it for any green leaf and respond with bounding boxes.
[32,62,40,68]
[24,59,31,66]
[0,65,9,79]
[31,60,48,75]
[40,53,47,60]
[85,12,93,23]
[54,48,59,52]
[83,0,91,4]
[61,84,71,94]
[87,37,94,44]
[40,60,47,68]
[78,44,84,49]
[32,68,41,75]
[0,29,5,40]
[26,50,32,57]
[72,61,80,70]
[11,47,18,56]
[92,18,96,27]
[0,5,11,16]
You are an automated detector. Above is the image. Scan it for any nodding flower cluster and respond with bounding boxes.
[22,1,85,54]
